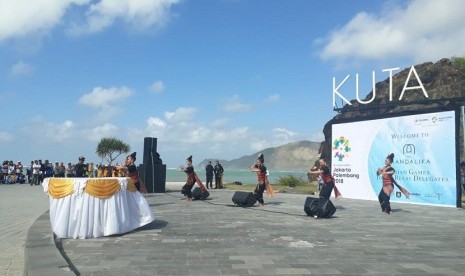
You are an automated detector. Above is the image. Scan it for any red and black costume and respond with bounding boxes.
[319,165,335,200]
[254,162,267,204]
[182,164,196,199]
[378,165,395,213]
[127,164,141,191]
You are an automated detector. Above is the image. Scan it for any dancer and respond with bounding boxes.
[309,158,341,218]
[377,153,396,214]
[118,152,148,193]
[178,155,206,201]
[309,158,341,199]
[250,153,268,206]
[377,153,410,214]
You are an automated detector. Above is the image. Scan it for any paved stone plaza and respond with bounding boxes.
[2,184,465,275]
[59,189,465,275]
[0,184,49,276]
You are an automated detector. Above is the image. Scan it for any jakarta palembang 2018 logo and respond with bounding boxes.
[333,136,351,161]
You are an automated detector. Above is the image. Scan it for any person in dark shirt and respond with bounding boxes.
[214,160,224,189]
[74,156,87,177]
[205,161,214,189]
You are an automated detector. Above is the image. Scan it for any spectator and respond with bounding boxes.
[66,163,75,178]
[27,161,34,183]
[75,156,87,177]
[214,160,224,189]
[6,161,17,184]
[43,160,54,179]
[55,162,66,177]
[205,161,214,189]
[87,162,94,178]
[39,160,45,184]
[15,161,23,175]
[32,160,41,185]
[1,160,8,183]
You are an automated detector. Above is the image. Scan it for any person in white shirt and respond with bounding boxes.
[32,160,41,186]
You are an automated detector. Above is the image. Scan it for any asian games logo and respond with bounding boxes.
[332,136,351,161]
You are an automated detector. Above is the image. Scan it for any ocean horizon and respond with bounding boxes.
[166,168,308,184]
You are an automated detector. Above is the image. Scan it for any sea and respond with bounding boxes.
[166,168,308,184]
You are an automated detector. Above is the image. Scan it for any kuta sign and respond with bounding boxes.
[333,65,429,107]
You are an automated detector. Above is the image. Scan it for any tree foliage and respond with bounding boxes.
[451,56,465,69]
[96,137,130,165]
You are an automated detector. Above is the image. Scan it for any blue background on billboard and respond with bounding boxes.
[368,112,456,207]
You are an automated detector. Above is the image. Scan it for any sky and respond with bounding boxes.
[1,0,465,168]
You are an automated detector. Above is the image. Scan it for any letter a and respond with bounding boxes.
[399,65,429,100]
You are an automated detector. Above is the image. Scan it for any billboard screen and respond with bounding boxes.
[331,110,457,207]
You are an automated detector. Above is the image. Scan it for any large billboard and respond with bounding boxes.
[331,110,458,207]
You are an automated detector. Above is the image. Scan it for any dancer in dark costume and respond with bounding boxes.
[250,153,268,206]
[309,158,342,200]
[118,152,148,193]
[178,155,206,201]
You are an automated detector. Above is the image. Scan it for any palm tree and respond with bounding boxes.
[95,137,130,165]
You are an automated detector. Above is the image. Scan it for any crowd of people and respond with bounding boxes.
[0,157,133,185]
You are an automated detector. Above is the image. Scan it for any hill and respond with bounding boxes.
[197,140,321,172]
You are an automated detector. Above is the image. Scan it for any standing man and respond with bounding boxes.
[214,160,224,189]
[32,160,41,186]
[205,161,214,189]
[75,156,87,178]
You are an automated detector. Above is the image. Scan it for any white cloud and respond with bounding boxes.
[22,118,75,143]
[78,86,133,122]
[266,94,280,103]
[318,0,465,64]
[0,0,89,42]
[273,128,297,138]
[68,0,180,35]
[9,61,34,77]
[149,80,165,93]
[210,118,229,128]
[0,0,179,43]
[0,131,14,143]
[223,95,252,112]
[147,116,167,128]
[88,123,119,141]
[164,107,197,122]
[79,86,133,108]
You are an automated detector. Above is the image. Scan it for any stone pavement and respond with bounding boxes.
[56,188,465,275]
[0,184,49,276]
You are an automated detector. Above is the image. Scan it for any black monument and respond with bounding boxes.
[139,137,166,193]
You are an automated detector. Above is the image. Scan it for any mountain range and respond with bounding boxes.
[197,140,322,172]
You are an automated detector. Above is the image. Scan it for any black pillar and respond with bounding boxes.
[142,137,166,193]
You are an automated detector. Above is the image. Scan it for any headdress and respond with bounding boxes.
[387,153,394,163]
[258,153,264,163]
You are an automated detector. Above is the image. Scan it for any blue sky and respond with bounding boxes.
[1,0,464,167]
